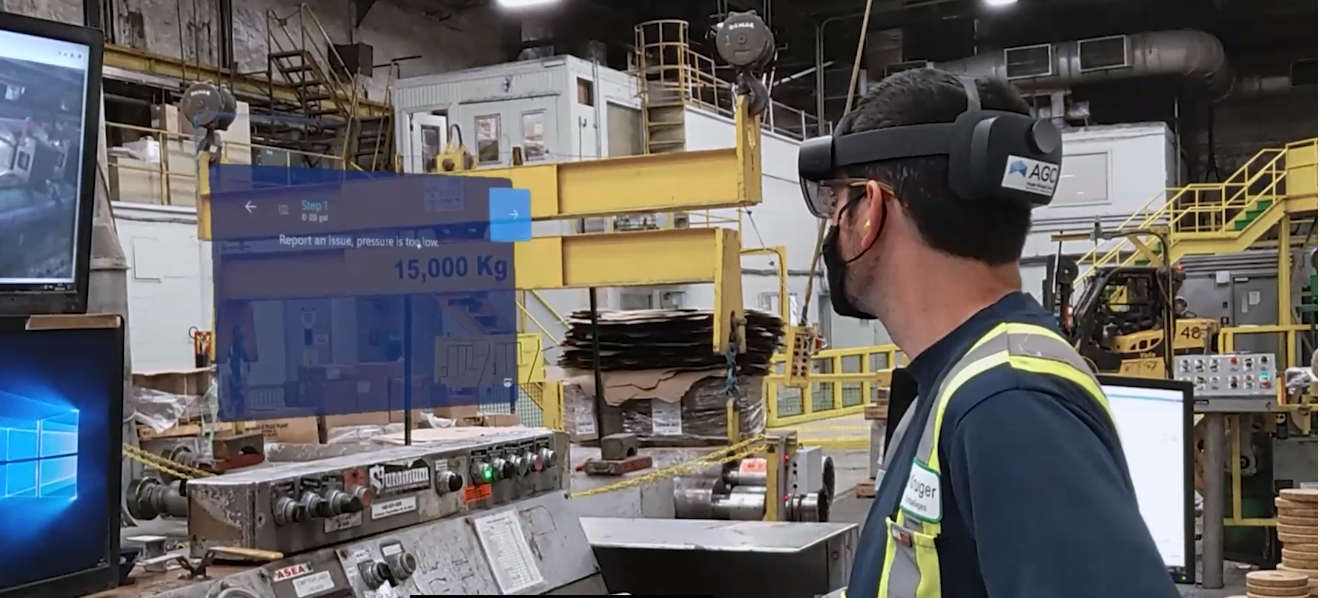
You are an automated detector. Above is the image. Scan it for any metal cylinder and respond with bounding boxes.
[674,477,718,519]
[127,478,189,520]
[710,490,767,521]
[725,469,766,487]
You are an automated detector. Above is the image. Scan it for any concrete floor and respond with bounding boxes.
[818,445,1252,597]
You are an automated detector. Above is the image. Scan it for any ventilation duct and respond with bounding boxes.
[938,30,1234,101]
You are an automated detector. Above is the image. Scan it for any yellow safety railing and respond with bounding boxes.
[764,344,904,427]
[1076,138,1317,278]
[1219,324,1315,370]
[104,122,359,207]
[633,19,821,141]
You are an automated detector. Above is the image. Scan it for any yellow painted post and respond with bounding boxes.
[831,355,844,411]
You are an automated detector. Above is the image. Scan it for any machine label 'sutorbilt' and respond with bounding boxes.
[368,460,432,495]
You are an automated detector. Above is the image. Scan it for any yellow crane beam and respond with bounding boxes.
[516,228,746,352]
[454,97,763,218]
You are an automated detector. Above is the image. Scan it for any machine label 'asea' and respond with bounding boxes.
[368,460,432,495]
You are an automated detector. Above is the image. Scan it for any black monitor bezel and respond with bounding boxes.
[0,12,104,317]
[0,316,125,598]
[1096,374,1197,586]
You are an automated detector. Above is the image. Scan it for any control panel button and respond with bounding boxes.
[436,470,464,493]
[538,448,557,469]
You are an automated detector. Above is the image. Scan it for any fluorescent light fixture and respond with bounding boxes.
[495,0,560,8]
[984,0,1018,5]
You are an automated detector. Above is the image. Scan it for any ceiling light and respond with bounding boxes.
[984,0,1018,6]
[495,0,559,8]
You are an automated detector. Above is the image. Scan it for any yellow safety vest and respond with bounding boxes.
[850,322,1116,598]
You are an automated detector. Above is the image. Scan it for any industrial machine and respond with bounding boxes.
[1177,351,1317,570]
[111,491,605,598]
[674,443,836,523]
[1059,262,1218,378]
[128,428,564,554]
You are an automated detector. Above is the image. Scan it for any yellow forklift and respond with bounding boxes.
[1049,257,1218,378]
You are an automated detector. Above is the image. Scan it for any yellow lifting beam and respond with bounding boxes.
[514,228,746,353]
[452,97,763,218]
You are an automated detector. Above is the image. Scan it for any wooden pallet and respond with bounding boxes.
[856,478,877,498]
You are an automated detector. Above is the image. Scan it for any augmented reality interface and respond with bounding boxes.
[0,328,118,591]
[211,166,524,422]
[0,29,90,285]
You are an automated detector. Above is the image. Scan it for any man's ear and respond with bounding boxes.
[858,180,888,247]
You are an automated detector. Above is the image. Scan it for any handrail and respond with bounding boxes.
[1074,139,1315,280]
[515,300,563,347]
[265,5,356,124]
[529,290,571,328]
[1075,143,1291,270]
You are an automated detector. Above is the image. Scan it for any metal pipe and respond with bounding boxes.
[726,469,766,486]
[814,21,826,135]
[591,57,605,158]
[1202,413,1225,589]
[937,30,1235,102]
[711,490,767,520]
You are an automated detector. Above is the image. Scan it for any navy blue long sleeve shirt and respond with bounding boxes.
[849,292,1177,598]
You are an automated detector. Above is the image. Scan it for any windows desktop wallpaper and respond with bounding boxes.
[0,327,118,592]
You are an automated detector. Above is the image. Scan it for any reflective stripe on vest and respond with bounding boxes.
[874,322,1116,598]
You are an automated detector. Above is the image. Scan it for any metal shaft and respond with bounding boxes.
[1202,413,1225,589]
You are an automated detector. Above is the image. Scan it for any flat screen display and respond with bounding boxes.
[1098,376,1196,584]
[0,325,121,595]
[0,27,91,287]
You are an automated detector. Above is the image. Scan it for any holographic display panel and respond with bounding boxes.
[210,165,521,422]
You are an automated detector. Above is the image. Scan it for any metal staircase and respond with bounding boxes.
[634,20,721,155]
[257,4,395,171]
[1076,138,1318,277]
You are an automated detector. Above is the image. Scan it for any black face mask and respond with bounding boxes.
[822,189,887,320]
[823,225,876,320]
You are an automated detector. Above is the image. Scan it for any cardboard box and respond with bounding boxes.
[389,410,428,425]
[133,368,215,397]
[323,411,391,427]
[247,417,320,444]
[481,413,520,427]
[433,405,480,420]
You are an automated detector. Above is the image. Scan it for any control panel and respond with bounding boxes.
[185,428,566,555]
[1174,353,1278,397]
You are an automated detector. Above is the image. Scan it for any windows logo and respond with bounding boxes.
[0,404,78,500]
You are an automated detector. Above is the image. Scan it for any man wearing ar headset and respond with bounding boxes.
[800,68,1179,598]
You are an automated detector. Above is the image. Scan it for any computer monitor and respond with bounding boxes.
[0,12,103,316]
[0,319,124,598]
[1097,375,1197,585]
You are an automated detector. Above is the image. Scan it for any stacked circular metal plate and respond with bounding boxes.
[1273,489,1319,598]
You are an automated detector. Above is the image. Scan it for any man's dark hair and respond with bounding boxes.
[835,68,1034,266]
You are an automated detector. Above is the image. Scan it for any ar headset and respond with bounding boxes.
[797,76,1064,218]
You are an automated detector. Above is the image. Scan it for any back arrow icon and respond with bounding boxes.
[245,201,256,213]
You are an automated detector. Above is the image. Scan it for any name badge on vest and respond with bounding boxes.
[899,460,942,523]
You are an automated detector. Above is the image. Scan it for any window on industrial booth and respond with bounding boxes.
[620,292,654,310]
[475,114,501,164]
[521,112,547,161]
[1054,152,1110,204]
[659,291,685,309]
[758,292,800,318]
[577,78,595,106]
